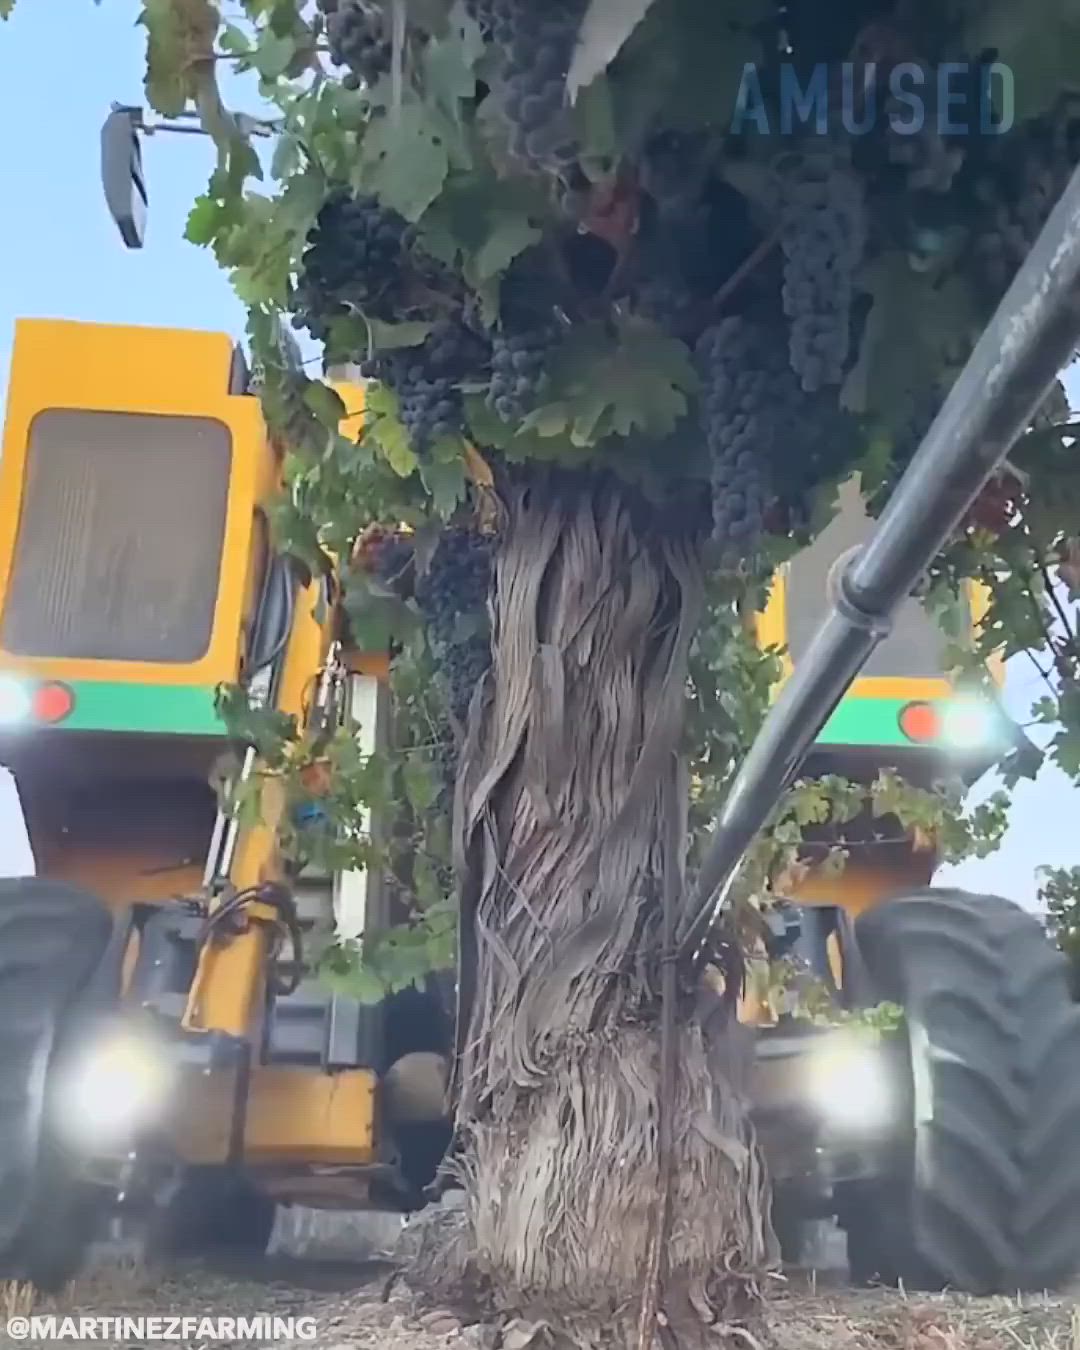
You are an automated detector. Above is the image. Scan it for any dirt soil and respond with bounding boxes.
[2,1261,1078,1350]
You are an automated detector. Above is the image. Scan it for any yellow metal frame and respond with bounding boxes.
[167,1067,377,1166]
[0,319,276,687]
[182,563,336,1039]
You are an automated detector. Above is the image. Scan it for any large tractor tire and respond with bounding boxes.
[839,888,1080,1294]
[0,880,116,1290]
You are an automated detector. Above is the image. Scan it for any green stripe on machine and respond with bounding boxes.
[63,681,225,735]
[57,683,912,743]
[815,695,914,748]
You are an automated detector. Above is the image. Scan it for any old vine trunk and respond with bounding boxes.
[428,472,773,1347]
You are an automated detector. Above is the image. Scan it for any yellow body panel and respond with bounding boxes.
[243,1068,377,1165]
[167,1067,377,1167]
[754,567,1002,700]
[787,859,931,917]
[0,319,275,688]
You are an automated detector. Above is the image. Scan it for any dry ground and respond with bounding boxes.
[2,1260,1079,1350]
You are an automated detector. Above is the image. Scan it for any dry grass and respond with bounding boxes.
[0,1252,157,1322]
[766,1275,1080,1350]
[4,1257,1080,1349]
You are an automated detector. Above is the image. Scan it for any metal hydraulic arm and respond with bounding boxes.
[681,161,1080,952]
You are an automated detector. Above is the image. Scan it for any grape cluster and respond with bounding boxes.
[489,0,584,174]
[414,528,495,728]
[293,190,412,336]
[320,0,392,90]
[361,320,491,453]
[971,130,1080,297]
[779,153,867,392]
[695,318,778,567]
[487,321,555,421]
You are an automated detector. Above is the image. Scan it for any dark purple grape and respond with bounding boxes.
[779,153,867,393]
[363,320,491,454]
[486,321,555,420]
[292,189,414,341]
[414,528,495,728]
[325,0,392,87]
[489,0,584,175]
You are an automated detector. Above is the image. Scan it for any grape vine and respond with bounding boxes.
[148,0,1080,1136]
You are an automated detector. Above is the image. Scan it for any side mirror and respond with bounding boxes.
[101,107,147,249]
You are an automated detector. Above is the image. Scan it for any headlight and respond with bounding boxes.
[0,675,31,725]
[941,695,1001,752]
[806,1030,894,1132]
[53,1025,175,1149]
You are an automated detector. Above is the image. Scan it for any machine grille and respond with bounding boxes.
[1,409,231,664]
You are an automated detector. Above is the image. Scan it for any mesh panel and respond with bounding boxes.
[783,480,956,678]
[1,410,231,663]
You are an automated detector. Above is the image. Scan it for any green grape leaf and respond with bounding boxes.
[368,318,436,350]
[302,380,347,429]
[403,756,439,813]
[324,957,386,1005]
[272,130,303,181]
[843,252,977,428]
[252,27,298,80]
[422,2,484,111]
[468,212,542,286]
[219,21,251,54]
[139,0,219,117]
[364,384,419,476]
[420,444,469,516]
[185,194,236,246]
[546,318,698,445]
[356,101,451,221]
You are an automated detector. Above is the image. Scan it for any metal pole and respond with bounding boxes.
[680,159,1080,951]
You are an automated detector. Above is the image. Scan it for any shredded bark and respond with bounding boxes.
[434,470,773,1347]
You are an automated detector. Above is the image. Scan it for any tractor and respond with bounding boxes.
[1,317,1079,1298]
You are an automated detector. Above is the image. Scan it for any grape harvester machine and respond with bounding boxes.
[695,158,1080,1290]
[0,321,454,1288]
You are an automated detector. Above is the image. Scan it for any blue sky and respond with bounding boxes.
[0,0,1075,908]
